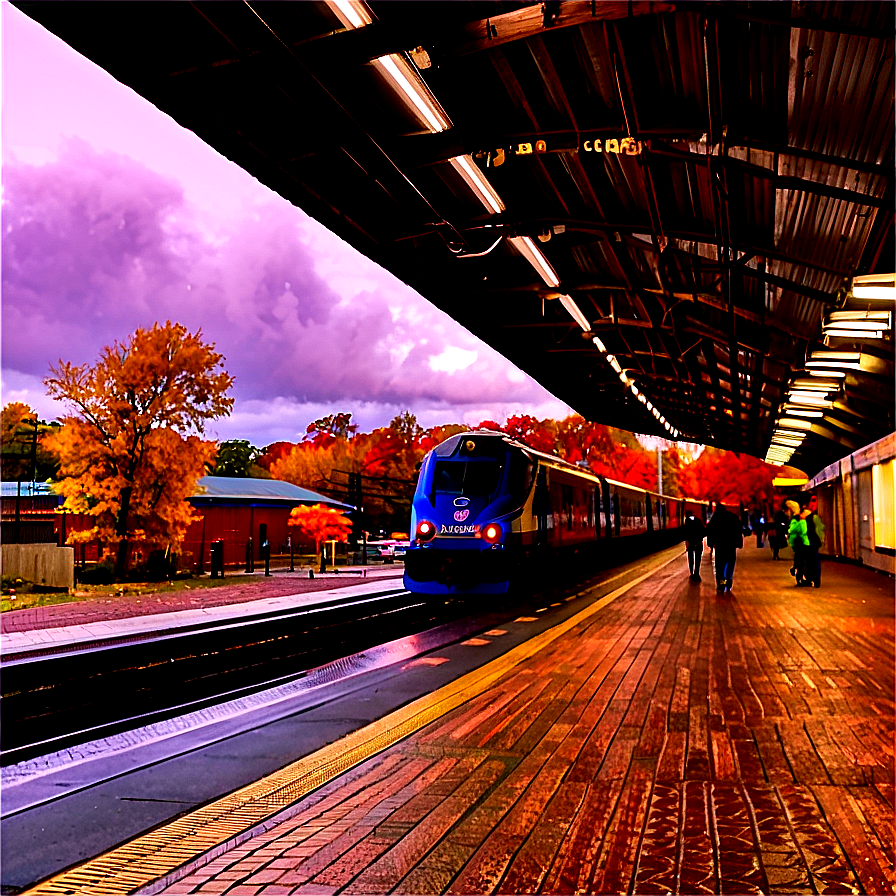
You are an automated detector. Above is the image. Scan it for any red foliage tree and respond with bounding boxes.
[256,441,297,473]
[288,504,352,572]
[678,448,775,507]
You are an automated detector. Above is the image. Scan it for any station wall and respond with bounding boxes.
[809,432,895,576]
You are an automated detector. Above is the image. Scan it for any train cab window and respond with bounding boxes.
[433,460,501,497]
[507,453,535,497]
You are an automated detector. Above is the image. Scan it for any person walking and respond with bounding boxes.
[769,507,787,560]
[683,511,706,581]
[751,509,766,548]
[786,499,809,585]
[705,502,744,593]
[802,495,825,587]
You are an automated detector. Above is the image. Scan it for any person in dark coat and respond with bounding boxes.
[683,512,706,581]
[705,502,744,593]
[769,507,788,560]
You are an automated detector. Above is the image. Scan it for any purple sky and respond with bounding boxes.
[1,5,574,449]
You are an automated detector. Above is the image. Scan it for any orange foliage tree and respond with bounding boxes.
[288,503,353,572]
[43,321,234,578]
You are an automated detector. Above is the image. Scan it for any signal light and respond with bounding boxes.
[416,520,436,542]
[481,523,502,544]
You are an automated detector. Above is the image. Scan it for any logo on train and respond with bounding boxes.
[454,509,470,522]
[453,497,470,507]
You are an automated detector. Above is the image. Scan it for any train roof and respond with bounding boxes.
[428,430,710,504]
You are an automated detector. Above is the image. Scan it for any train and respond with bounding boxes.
[403,430,707,596]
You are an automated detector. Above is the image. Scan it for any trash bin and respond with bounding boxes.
[210,540,224,578]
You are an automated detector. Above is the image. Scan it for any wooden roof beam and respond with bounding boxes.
[443,1,675,57]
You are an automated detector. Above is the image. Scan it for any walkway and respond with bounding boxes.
[17,546,896,894]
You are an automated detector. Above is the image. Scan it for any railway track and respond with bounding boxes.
[0,586,453,765]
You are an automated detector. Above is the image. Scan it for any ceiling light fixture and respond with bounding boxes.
[327,2,451,134]
[823,328,886,339]
[851,272,896,301]
[807,368,847,378]
[786,392,834,407]
[510,237,560,287]
[777,417,813,431]
[373,55,451,133]
[558,294,592,331]
[783,407,824,418]
[448,156,505,214]
[789,377,841,391]
[328,0,373,28]
[807,351,862,371]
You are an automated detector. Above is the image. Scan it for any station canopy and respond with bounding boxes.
[15,0,894,475]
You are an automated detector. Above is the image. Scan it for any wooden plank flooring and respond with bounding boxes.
[158,546,894,895]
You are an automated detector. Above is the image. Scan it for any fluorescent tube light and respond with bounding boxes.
[851,272,895,301]
[790,377,840,391]
[373,55,451,133]
[448,156,505,214]
[327,3,451,134]
[807,369,846,378]
[786,392,833,407]
[558,295,591,331]
[777,417,812,431]
[509,236,560,287]
[783,407,824,418]
[826,310,891,328]
[807,351,862,371]
[328,0,373,28]
[823,328,885,338]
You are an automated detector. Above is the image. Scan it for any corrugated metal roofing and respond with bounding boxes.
[14,0,894,476]
[192,476,354,509]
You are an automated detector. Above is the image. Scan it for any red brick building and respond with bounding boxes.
[182,477,354,572]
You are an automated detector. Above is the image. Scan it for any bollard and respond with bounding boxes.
[309,569,314,579]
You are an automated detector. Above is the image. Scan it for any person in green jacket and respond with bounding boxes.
[786,499,810,586]
[802,495,825,587]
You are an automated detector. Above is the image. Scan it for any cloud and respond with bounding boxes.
[2,141,571,441]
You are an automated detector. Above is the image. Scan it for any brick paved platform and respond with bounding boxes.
[140,545,894,896]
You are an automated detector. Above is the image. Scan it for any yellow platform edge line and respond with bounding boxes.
[23,550,681,895]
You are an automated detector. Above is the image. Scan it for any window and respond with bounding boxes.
[433,460,501,497]
[872,460,895,550]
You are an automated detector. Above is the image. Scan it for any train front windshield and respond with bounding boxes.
[432,460,502,497]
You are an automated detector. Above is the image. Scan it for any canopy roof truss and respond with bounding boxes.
[16,0,894,472]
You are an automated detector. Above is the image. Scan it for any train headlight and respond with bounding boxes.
[416,520,436,543]
[481,523,502,544]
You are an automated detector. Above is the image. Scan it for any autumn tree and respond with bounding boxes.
[305,412,357,443]
[1,402,60,482]
[288,503,353,573]
[678,447,775,507]
[43,321,234,579]
[255,440,297,473]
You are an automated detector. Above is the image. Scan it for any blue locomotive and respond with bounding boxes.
[404,430,705,596]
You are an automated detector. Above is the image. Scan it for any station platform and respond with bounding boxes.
[10,544,895,895]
